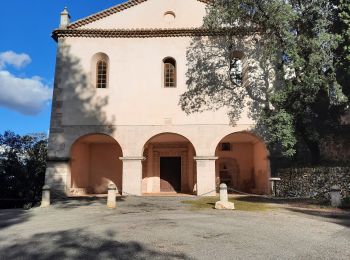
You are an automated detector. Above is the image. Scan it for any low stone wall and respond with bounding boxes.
[276,167,350,199]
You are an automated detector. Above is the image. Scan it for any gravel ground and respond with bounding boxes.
[0,196,349,260]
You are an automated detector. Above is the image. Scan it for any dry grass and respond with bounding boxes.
[182,196,273,211]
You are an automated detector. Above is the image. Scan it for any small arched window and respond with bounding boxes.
[230,51,245,86]
[91,52,109,89]
[163,57,176,88]
[96,60,108,88]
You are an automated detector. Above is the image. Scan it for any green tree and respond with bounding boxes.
[180,0,349,163]
[0,131,47,202]
[335,0,350,99]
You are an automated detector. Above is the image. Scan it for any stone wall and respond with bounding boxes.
[276,167,350,199]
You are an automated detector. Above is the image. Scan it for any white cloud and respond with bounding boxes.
[0,70,52,115]
[0,51,52,115]
[0,51,31,69]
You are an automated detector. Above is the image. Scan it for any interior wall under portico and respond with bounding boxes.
[141,142,196,193]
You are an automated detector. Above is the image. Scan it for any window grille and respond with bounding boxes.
[221,142,231,151]
[96,60,107,88]
[164,58,176,88]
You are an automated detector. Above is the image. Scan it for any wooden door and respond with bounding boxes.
[160,157,181,192]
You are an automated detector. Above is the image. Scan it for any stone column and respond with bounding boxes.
[194,156,218,196]
[120,157,145,196]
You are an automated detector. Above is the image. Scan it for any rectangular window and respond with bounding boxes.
[221,143,231,151]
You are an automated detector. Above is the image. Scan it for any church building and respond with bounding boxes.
[45,0,270,197]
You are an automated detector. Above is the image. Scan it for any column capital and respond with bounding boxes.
[119,156,145,161]
[194,156,218,161]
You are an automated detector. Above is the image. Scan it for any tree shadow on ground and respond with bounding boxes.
[51,196,126,209]
[0,209,30,230]
[233,195,282,203]
[233,195,334,208]
[0,229,190,260]
[234,196,350,228]
[233,195,328,205]
[285,207,350,229]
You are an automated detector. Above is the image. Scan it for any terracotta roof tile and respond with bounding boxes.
[52,27,258,41]
[68,0,212,29]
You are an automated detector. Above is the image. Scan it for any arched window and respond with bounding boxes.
[230,51,245,86]
[96,60,108,88]
[163,57,176,88]
[91,52,109,89]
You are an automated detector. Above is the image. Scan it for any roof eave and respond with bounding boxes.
[52,27,260,41]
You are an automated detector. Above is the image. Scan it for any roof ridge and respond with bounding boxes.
[68,0,211,29]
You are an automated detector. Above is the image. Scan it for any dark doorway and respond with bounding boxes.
[160,157,181,192]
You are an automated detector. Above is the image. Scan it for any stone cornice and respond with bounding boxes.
[119,156,146,161]
[68,0,212,29]
[194,156,218,160]
[52,27,258,41]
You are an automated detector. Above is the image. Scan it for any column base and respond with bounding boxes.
[44,160,70,198]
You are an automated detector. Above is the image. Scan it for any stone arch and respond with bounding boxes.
[69,133,123,196]
[141,132,197,155]
[141,132,197,194]
[215,131,270,194]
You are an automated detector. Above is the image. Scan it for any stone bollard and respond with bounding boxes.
[330,185,342,208]
[41,185,51,207]
[215,183,235,210]
[107,183,117,209]
[219,183,228,202]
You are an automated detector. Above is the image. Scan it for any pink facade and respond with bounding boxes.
[45,0,272,197]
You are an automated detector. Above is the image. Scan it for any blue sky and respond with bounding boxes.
[0,0,124,135]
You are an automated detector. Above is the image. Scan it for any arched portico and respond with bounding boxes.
[69,133,123,196]
[141,133,197,194]
[215,132,270,194]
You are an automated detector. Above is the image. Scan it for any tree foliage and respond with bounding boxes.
[180,0,350,162]
[0,131,47,202]
[335,0,350,99]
